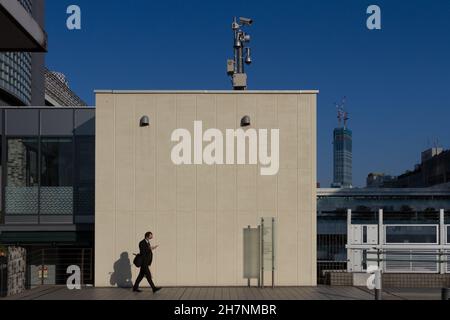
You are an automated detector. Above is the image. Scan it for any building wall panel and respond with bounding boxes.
[95,91,317,287]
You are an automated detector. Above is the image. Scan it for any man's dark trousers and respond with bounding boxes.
[133,265,156,290]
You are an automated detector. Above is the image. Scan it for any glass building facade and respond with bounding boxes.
[0,0,34,106]
[332,128,352,188]
[18,0,33,13]
[317,188,450,283]
[0,107,95,286]
[0,52,32,106]
[0,108,95,229]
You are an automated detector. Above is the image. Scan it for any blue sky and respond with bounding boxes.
[45,0,450,187]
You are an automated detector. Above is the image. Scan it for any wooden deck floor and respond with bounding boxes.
[2,286,443,300]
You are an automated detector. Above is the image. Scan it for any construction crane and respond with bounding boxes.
[335,96,349,128]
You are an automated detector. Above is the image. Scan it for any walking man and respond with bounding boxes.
[133,232,162,293]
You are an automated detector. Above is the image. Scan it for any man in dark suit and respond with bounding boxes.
[133,232,162,293]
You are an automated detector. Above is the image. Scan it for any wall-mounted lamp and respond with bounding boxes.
[140,116,150,127]
[240,115,251,127]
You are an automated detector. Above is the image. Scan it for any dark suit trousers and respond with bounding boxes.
[133,265,156,290]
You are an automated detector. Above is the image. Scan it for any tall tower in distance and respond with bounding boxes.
[332,97,353,188]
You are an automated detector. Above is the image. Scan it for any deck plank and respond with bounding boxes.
[1,285,442,300]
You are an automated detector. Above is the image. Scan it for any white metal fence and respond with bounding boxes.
[347,209,450,274]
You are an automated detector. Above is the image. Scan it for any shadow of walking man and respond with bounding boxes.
[110,252,133,288]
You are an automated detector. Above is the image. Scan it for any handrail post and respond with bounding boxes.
[442,288,449,301]
[41,249,45,286]
[272,217,275,289]
[261,218,264,289]
[439,209,446,275]
[374,268,382,300]
[378,209,384,271]
[81,248,85,286]
[346,209,352,272]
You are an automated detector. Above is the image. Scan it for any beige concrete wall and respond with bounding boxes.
[95,91,317,287]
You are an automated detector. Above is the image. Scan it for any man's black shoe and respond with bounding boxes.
[133,288,142,293]
[153,287,162,293]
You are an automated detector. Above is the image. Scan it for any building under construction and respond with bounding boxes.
[332,98,352,188]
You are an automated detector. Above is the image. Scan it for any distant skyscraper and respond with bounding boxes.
[332,98,352,188]
[332,128,353,188]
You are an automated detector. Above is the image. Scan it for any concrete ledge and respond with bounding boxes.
[0,0,47,52]
[326,271,353,286]
[383,274,450,288]
[94,90,320,94]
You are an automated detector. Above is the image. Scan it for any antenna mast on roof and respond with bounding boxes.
[227,17,253,90]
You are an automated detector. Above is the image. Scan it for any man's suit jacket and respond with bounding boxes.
[139,239,153,266]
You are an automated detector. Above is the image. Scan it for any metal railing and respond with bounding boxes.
[317,228,348,284]
[347,248,448,273]
[26,248,93,287]
[349,247,450,300]
[317,261,347,284]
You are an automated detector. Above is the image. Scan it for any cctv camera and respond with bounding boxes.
[242,34,251,42]
[239,17,253,26]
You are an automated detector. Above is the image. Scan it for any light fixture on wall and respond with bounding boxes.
[140,116,150,127]
[240,115,251,127]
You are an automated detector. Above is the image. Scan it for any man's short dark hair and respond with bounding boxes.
[145,232,153,238]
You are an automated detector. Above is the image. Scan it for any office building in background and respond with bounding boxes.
[366,147,450,188]
[331,98,352,188]
[0,1,92,290]
[391,147,450,188]
[332,104,353,190]
[317,187,450,285]
[332,127,352,188]
[366,173,396,188]
[45,69,87,107]
[0,107,95,286]
[0,0,46,106]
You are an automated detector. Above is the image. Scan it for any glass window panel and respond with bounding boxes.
[6,138,39,215]
[75,136,94,216]
[41,137,73,187]
[363,226,368,244]
[40,137,74,215]
[447,226,449,244]
[74,109,95,136]
[385,226,437,244]
[76,137,94,183]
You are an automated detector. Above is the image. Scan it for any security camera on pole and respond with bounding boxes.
[227,17,253,90]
